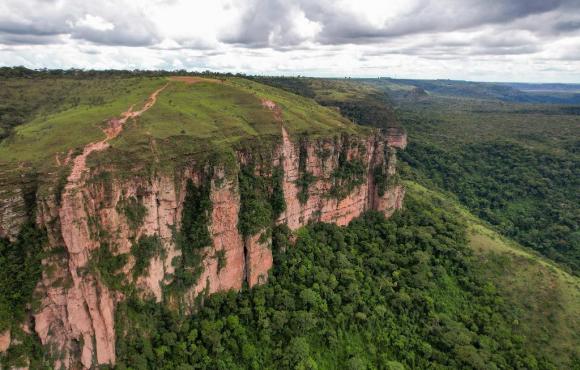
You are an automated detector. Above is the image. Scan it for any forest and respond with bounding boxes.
[112,192,560,369]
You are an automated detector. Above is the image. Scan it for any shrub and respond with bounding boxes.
[117,196,147,231]
[131,235,163,278]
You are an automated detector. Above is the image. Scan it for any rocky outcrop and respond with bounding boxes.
[0,330,10,353]
[0,188,28,241]
[192,175,245,296]
[384,127,407,149]
[1,122,406,368]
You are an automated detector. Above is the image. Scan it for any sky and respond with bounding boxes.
[1,0,580,82]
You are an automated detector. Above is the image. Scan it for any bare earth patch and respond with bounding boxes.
[169,76,222,84]
[261,99,283,122]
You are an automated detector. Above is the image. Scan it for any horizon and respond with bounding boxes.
[4,66,580,86]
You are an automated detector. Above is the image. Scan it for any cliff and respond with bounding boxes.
[0,78,406,368]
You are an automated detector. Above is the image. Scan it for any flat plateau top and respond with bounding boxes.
[0,76,363,174]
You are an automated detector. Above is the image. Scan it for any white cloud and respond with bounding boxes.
[72,15,115,32]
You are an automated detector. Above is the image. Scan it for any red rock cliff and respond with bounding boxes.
[1,126,406,369]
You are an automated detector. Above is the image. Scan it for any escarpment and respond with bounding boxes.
[0,79,406,369]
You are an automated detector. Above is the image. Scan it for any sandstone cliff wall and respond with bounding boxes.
[0,127,406,368]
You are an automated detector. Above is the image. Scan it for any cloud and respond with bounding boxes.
[72,15,115,32]
[220,0,321,48]
[0,32,63,45]
[553,19,580,32]
[219,0,576,46]
[0,0,159,46]
[0,0,579,82]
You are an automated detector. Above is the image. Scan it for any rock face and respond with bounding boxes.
[0,186,29,241]
[0,330,10,353]
[1,126,406,369]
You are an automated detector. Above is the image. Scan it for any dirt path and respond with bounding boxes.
[261,99,283,123]
[168,76,222,84]
[64,84,168,187]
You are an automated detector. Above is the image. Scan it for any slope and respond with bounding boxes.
[91,77,361,175]
[407,181,580,368]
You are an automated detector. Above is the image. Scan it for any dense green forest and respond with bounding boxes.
[114,192,562,369]
[400,140,579,272]
[392,96,579,275]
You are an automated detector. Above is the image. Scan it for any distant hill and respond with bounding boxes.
[371,77,580,105]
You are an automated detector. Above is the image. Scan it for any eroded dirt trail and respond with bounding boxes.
[65,84,167,186]
[41,83,168,369]
[261,98,283,122]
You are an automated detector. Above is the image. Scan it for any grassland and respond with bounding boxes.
[0,78,167,166]
[0,75,365,190]
[89,77,363,177]
[135,78,358,141]
[250,76,400,129]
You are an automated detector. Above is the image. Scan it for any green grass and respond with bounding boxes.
[0,78,158,139]
[0,77,167,167]
[406,181,580,368]
[0,76,366,200]
[92,77,364,177]
[131,78,359,142]
[251,77,400,129]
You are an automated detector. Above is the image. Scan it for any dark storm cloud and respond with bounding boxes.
[361,30,541,60]
[0,0,159,46]
[358,0,563,38]
[0,20,64,36]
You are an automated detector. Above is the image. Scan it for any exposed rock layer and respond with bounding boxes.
[1,124,406,368]
[0,330,10,353]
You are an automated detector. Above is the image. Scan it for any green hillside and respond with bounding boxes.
[96,77,360,173]
[408,182,580,368]
[0,77,167,164]
[0,76,364,193]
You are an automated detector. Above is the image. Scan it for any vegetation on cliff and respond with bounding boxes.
[92,242,130,291]
[167,179,212,294]
[117,195,148,231]
[0,224,45,332]
[131,235,164,279]
[329,145,366,200]
[296,141,316,205]
[238,164,286,238]
[0,224,48,369]
[114,187,574,369]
